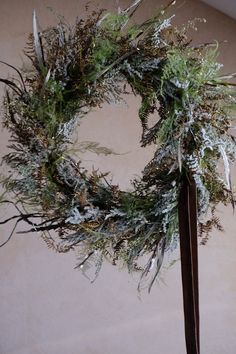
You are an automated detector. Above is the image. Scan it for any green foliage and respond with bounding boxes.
[100,13,129,35]
[120,191,156,218]
[139,92,157,129]
[161,46,221,100]
[86,34,119,81]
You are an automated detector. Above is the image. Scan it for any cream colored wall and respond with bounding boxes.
[0,1,236,353]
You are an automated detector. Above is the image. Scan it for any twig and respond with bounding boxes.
[0,61,27,92]
[0,220,19,247]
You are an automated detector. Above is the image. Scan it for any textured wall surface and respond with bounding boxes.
[0,1,236,353]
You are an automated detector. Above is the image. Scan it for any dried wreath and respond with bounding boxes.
[0,0,236,293]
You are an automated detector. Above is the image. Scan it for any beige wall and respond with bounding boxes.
[0,1,236,353]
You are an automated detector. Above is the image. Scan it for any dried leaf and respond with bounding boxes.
[32,10,44,70]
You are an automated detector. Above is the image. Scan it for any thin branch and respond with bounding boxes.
[0,61,27,91]
[74,251,95,269]
[123,0,144,14]
[0,220,19,247]
[95,49,137,80]
[17,220,65,234]
[0,78,22,95]
[0,214,21,225]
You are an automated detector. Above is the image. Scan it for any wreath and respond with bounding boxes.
[0,0,236,293]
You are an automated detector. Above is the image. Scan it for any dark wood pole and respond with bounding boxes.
[178,174,200,354]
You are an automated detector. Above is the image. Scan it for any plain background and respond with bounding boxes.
[0,0,236,353]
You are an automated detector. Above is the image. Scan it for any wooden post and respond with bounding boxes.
[178,174,200,354]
